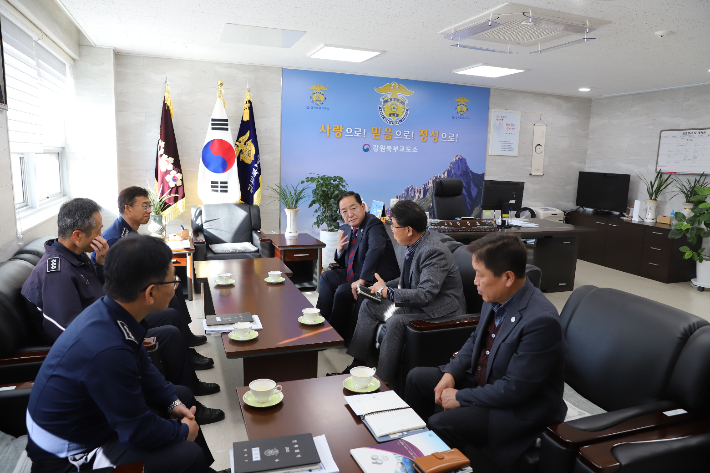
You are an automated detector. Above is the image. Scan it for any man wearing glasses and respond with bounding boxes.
[26,235,227,473]
[317,191,399,345]
[22,198,224,425]
[97,186,212,370]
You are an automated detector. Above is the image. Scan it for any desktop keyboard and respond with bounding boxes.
[428,219,498,232]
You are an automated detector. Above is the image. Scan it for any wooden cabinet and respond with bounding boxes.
[567,211,698,284]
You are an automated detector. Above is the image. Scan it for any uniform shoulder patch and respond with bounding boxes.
[46,256,61,273]
[117,320,138,344]
[121,228,130,237]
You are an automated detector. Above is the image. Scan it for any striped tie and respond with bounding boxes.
[346,228,358,283]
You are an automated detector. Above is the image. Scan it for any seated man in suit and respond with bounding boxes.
[94,186,212,369]
[344,200,466,383]
[405,233,566,466]
[22,198,224,424]
[317,191,399,343]
[26,235,227,473]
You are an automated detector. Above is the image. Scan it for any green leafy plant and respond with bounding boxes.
[147,180,178,215]
[669,185,710,262]
[672,173,709,203]
[301,174,348,231]
[637,170,674,201]
[267,180,311,209]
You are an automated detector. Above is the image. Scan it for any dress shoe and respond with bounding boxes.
[194,400,225,425]
[189,335,208,347]
[189,348,214,370]
[193,380,220,396]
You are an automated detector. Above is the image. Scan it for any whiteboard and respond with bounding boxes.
[656,128,710,174]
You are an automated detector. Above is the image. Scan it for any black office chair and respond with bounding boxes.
[431,178,466,220]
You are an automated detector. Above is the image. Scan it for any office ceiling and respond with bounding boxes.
[58,0,710,98]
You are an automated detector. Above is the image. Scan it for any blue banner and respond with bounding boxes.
[281,69,490,234]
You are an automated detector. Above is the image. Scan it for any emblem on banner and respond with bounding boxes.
[309,84,328,106]
[375,82,413,125]
[455,97,470,116]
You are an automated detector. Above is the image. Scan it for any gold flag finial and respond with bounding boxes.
[164,83,174,118]
[243,88,252,121]
[217,80,225,108]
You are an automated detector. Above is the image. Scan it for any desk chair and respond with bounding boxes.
[432,178,466,220]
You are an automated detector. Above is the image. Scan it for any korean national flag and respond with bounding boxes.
[198,98,240,203]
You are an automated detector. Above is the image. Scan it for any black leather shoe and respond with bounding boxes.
[193,380,220,396]
[189,348,214,370]
[189,335,208,347]
[195,400,225,425]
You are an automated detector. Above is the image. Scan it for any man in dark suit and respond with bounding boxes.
[405,233,566,466]
[316,191,399,343]
[344,200,465,383]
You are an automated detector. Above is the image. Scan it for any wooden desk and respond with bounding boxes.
[201,259,344,383]
[265,234,325,291]
[237,375,387,473]
[168,240,195,301]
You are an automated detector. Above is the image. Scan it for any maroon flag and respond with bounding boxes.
[155,82,185,222]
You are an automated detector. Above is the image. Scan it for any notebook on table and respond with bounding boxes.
[206,312,253,326]
[345,391,427,442]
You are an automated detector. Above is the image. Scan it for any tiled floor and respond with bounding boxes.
[187,261,709,471]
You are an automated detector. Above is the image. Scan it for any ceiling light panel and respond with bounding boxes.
[219,24,305,48]
[308,45,381,62]
[454,64,525,78]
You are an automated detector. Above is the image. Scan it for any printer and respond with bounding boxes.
[528,207,565,223]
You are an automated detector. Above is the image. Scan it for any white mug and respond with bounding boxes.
[249,379,282,403]
[302,307,320,322]
[233,321,252,338]
[350,366,376,389]
[268,271,282,281]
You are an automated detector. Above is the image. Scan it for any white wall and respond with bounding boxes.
[586,84,710,217]
[485,89,592,211]
[113,54,282,233]
[0,110,19,261]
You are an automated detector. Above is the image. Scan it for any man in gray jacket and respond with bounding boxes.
[344,200,465,382]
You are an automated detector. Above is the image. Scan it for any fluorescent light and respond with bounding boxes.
[308,45,381,62]
[579,87,591,92]
[454,64,525,78]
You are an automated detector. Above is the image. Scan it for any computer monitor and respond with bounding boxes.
[482,180,525,212]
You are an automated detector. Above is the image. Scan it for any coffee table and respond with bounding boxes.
[237,374,387,473]
[201,258,344,383]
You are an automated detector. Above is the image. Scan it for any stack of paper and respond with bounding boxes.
[165,240,191,250]
[203,315,263,334]
[508,219,539,228]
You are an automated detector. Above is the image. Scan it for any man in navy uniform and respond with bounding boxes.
[317,191,399,343]
[96,186,212,369]
[22,198,224,424]
[26,234,227,473]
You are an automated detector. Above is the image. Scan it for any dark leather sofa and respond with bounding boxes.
[191,204,272,261]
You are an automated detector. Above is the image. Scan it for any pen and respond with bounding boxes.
[181,225,185,230]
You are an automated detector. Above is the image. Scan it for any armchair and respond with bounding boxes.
[191,204,272,261]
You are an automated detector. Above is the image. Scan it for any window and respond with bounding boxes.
[2,14,68,210]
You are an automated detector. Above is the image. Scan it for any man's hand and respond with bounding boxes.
[181,416,199,441]
[336,230,349,254]
[434,372,456,405]
[351,279,366,300]
[91,236,109,265]
[369,273,387,299]
[441,388,460,410]
[173,404,199,441]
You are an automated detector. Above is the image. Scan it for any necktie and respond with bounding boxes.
[346,228,358,283]
[402,248,413,289]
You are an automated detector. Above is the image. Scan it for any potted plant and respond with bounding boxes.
[637,170,673,221]
[146,181,178,238]
[301,174,348,267]
[669,184,710,290]
[268,180,311,235]
[672,173,709,218]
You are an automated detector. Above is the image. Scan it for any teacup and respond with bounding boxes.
[217,272,232,284]
[249,378,282,403]
[350,366,376,389]
[302,307,320,322]
[233,321,252,338]
[268,271,282,281]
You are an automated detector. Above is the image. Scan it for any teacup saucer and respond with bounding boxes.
[264,277,285,284]
[228,330,258,341]
[298,315,325,325]
[343,376,381,393]
[215,278,235,286]
[243,390,283,408]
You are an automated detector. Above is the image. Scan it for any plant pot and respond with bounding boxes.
[319,229,340,268]
[147,213,165,237]
[645,199,658,221]
[284,208,299,235]
[682,202,694,219]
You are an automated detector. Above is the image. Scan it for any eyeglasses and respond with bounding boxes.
[142,276,180,292]
[392,225,408,230]
[132,204,152,211]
